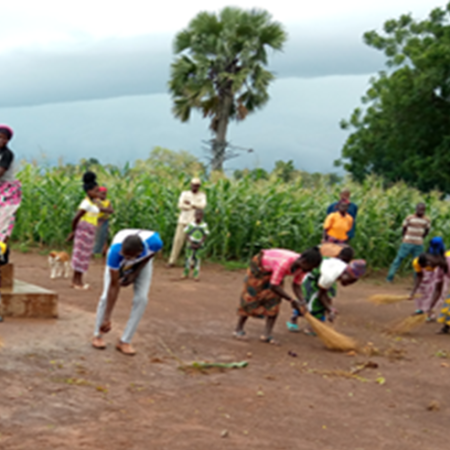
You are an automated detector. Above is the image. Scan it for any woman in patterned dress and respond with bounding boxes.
[234,247,322,344]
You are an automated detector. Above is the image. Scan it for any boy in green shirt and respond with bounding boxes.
[182,209,209,280]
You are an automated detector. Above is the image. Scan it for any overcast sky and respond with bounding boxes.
[0,0,437,172]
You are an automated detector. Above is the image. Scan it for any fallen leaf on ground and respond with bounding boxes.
[427,401,440,411]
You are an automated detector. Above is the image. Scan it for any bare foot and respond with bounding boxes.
[92,336,107,349]
[166,263,175,269]
[116,341,136,356]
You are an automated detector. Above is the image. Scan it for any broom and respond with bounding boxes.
[368,294,413,305]
[303,312,357,352]
[387,313,426,335]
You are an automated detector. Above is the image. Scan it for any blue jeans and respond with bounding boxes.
[387,243,424,281]
[93,220,109,255]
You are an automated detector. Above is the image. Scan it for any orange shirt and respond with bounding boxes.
[324,212,353,241]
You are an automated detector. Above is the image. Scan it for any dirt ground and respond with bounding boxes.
[0,251,449,450]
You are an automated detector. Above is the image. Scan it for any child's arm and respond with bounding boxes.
[317,289,337,321]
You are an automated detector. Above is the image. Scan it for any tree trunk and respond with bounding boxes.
[211,93,233,171]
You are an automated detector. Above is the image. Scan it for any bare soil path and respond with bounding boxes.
[0,252,449,449]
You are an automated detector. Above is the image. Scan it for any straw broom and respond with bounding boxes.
[387,314,426,335]
[303,312,357,352]
[368,294,413,305]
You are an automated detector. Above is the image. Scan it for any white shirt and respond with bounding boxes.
[108,229,163,270]
[318,258,348,290]
[177,190,207,225]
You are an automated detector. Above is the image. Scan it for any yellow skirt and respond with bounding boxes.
[437,296,450,326]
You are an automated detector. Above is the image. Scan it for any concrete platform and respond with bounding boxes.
[0,279,58,318]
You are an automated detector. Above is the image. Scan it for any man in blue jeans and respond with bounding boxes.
[386,203,431,282]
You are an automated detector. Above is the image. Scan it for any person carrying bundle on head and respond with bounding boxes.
[408,237,448,321]
[234,247,322,345]
[287,247,366,335]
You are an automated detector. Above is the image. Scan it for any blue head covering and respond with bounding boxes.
[428,237,445,256]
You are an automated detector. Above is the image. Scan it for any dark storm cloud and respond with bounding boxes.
[0,32,384,108]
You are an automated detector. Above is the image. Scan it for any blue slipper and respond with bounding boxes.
[286,321,300,332]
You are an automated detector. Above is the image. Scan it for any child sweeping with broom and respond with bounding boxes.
[408,237,448,321]
[287,248,366,334]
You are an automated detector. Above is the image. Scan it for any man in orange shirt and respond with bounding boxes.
[323,202,353,244]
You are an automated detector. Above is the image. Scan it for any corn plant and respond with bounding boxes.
[12,162,450,271]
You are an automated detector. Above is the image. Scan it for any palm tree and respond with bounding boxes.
[168,7,287,171]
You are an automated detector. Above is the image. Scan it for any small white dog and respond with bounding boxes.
[48,251,70,279]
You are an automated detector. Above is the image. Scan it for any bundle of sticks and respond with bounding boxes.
[368,294,412,305]
[303,312,357,352]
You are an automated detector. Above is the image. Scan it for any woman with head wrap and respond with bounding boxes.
[67,172,110,289]
[408,237,448,321]
[0,125,22,263]
[287,246,367,335]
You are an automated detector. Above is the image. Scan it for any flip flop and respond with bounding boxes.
[303,328,317,337]
[116,341,136,356]
[72,283,90,290]
[91,337,107,350]
[260,335,280,345]
[233,330,247,341]
[286,321,300,332]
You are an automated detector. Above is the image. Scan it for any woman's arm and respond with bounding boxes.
[270,283,306,315]
[292,282,307,314]
[67,210,86,241]
[409,271,424,299]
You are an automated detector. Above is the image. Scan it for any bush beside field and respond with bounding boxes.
[13,161,450,271]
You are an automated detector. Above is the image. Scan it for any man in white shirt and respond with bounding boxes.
[167,178,207,267]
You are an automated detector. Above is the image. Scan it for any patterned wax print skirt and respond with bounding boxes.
[438,295,450,327]
[71,220,96,273]
[238,253,282,318]
[0,180,22,241]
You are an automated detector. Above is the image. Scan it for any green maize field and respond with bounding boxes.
[12,161,450,272]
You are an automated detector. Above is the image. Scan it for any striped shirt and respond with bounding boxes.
[402,215,431,245]
[261,249,305,286]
